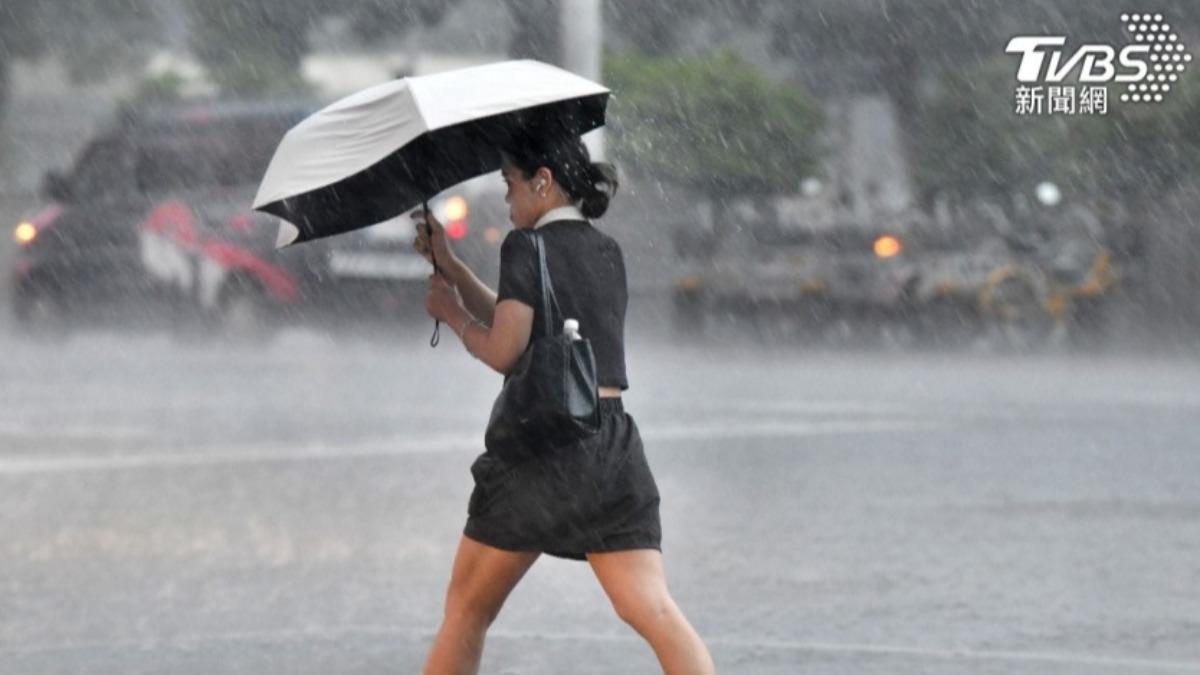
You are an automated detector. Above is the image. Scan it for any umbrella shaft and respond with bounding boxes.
[425,200,441,347]
[424,200,440,274]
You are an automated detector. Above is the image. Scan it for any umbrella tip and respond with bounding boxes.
[275,220,301,249]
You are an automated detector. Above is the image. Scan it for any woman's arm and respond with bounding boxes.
[412,211,498,323]
[445,258,498,326]
[445,299,533,375]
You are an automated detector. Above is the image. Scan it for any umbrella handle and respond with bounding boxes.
[426,200,440,347]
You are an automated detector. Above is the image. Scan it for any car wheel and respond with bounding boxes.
[1067,297,1110,350]
[216,284,274,346]
[915,298,979,350]
[13,289,69,343]
[748,301,794,345]
[984,276,1057,352]
[792,297,831,344]
[671,288,706,337]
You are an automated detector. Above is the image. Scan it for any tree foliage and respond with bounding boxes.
[0,0,457,110]
[766,0,1200,203]
[502,0,560,63]
[185,0,458,95]
[911,59,1071,205]
[914,57,1200,207]
[1065,68,1200,200]
[0,0,161,117]
[604,0,764,57]
[604,49,823,199]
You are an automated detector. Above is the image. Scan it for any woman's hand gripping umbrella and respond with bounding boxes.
[413,208,466,345]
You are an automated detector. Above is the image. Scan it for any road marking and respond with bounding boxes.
[700,635,1200,671]
[0,421,151,442]
[680,400,915,415]
[0,419,938,475]
[2,624,1197,671]
[0,434,480,475]
[648,398,1181,427]
[640,419,940,442]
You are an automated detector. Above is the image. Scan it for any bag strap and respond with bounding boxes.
[525,230,563,338]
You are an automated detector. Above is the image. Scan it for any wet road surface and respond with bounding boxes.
[2,327,1199,674]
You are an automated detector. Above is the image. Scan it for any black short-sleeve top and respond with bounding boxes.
[495,219,629,391]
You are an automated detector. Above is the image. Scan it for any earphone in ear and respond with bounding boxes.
[536,180,547,195]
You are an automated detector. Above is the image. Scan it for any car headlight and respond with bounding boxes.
[444,195,468,222]
[873,235,902,259]
[13,222,37,245]
[442,195,469,240]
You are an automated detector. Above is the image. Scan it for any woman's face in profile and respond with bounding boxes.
[501,161,540,229]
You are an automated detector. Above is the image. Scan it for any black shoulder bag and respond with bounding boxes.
[484,230,601,457]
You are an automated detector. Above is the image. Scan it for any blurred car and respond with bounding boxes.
[670,204,1130,349]
[8,99,508,341]
[11,101,309,341]
[672,221,924,344]
[994,204,1131,348]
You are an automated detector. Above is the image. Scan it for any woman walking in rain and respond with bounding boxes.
[413,126,715,675]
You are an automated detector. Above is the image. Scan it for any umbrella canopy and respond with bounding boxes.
[253,59,610,247]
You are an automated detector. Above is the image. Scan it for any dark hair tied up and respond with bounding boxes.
[499,126,619,219]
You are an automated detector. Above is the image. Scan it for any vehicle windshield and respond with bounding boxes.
[136,117,293,194]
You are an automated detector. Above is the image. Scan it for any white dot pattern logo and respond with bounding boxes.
[1011,14,1189,115]
[1123,11,1189,104]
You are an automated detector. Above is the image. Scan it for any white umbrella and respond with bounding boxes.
[253,59,610,248]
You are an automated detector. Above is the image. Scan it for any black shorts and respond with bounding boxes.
[463,398,662,561]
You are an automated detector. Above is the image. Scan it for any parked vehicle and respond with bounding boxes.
[9,100,508,341]
[670,202,1131,349]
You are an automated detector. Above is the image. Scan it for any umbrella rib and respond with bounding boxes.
[404,79,431,135]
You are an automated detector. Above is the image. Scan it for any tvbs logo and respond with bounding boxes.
[1006,37,1149,84]
[1006,13,1190,113]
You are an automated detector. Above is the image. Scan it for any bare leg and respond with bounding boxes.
[587,549,716,674]
[422,534,540,675]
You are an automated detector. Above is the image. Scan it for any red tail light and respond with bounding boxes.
[443,196,469,240]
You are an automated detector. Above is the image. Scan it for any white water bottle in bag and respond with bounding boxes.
[563,319,581,341]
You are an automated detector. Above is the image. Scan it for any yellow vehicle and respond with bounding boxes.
[671,204,1131,349]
